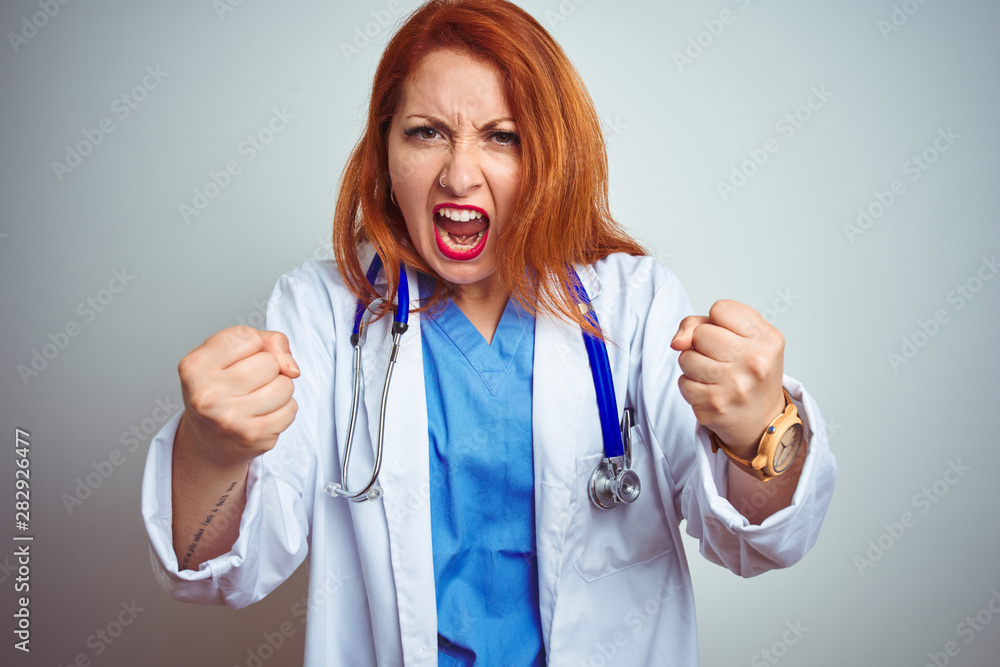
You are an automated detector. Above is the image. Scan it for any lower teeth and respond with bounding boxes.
[443,229,483,250]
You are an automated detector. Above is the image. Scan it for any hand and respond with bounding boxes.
[176,326,301,469]
[669,300,786,455]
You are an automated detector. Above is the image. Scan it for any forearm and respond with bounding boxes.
[171,413,250,571]
[726,439,808,525]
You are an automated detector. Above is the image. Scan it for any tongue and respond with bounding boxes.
[436,215,488,237]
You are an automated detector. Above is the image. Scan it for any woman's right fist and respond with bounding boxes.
[176,326,301,468]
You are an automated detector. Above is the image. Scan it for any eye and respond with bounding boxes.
[490,131,521,146]
[403,126,439,141]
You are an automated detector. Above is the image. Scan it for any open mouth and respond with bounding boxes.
[432,204,490,261]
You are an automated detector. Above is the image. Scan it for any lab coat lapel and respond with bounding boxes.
[532,263,604,649]
[359,265,438,664]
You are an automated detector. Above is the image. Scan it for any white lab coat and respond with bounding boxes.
[141,253,837,666]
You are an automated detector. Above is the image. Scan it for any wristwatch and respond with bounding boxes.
[709,388,803,482]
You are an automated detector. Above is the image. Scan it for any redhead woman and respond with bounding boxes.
[142,1,837,664]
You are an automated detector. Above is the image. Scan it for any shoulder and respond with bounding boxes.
[269,259,353,307]
[265,259,357,337]
[277,258,348,290]
[585,253,694,340]
[588,252,684,299]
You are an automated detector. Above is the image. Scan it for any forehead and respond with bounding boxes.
[396,49,512,121]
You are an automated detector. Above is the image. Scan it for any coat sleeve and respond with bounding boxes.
[636,261,838,578]
[140,263,333,607]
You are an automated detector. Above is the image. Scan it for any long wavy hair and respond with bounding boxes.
[333,0,645,336]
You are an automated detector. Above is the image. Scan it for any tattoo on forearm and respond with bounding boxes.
[180,481,239,570]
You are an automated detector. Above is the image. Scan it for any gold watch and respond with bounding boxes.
[709,388,803,482]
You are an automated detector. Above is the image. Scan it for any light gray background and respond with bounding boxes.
[2,0,998,665]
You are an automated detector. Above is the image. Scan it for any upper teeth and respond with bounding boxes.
[437,207,484,222]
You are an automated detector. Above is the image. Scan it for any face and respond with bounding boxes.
[387,49,522,297]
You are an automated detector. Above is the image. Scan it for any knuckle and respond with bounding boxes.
[186,387,217,416]
[282,398,299,428]
[709,299,733,318]
[243,421,266,445]
[214,411,242,437]
[229,324,258,339]
[177,352,203,381]
[225,325,262,353]
[270,331,290,348]
[733,373,755,399]
[769,327,786,350]
[745,351,772,379]
[704,391,725,415]
[706,364,724,382]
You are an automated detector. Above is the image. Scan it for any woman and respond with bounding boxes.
[142,1,837,665]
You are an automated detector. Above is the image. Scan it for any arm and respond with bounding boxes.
[726,437,808,525]
[634,262,836,577]
[170,414,250,571]
[169,326,299,571]
[669,299,802,524]
[142,265,331,605]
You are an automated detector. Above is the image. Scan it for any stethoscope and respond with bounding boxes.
[324,254,640,511]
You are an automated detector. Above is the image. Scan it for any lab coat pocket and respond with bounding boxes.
[570,430,674,582]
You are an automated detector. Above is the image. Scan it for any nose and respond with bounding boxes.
[440,146,484,197]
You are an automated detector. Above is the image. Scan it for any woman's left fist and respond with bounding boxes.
[670,299,786,454]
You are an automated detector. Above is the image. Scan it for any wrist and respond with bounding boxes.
[709,388,803,482]
[714,391,787,458]
[174,413,254,475]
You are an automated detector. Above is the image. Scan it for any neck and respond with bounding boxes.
[452,276,509,345]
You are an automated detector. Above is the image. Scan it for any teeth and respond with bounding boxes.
[436,207,484,221]
[440,229,485,250]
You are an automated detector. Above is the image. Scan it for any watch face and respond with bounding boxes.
[773,422,802,473]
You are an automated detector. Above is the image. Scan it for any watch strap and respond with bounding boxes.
[708,388,796,483]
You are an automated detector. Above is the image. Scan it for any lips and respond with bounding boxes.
[432,204,489,261]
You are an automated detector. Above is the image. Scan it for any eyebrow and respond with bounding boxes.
[403,114,517,131]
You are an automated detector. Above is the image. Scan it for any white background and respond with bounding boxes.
[1,0,998,665]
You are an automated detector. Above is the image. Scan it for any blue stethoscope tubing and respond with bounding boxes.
[326,255,639,509]
[569,272,640,509]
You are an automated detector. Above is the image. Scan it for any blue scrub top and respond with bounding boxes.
[419,276,545,666]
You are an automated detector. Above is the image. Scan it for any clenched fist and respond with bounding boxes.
[177,325,301,469]
[670,300,786,455]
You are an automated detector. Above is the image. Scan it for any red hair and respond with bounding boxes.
[333,0,645,335]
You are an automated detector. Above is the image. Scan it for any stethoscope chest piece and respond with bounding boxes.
[588,407,641,510]
[589,460,641,510]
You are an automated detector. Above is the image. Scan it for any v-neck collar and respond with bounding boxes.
[419,276,532,396]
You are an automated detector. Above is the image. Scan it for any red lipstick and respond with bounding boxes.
[432,204,490,261]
